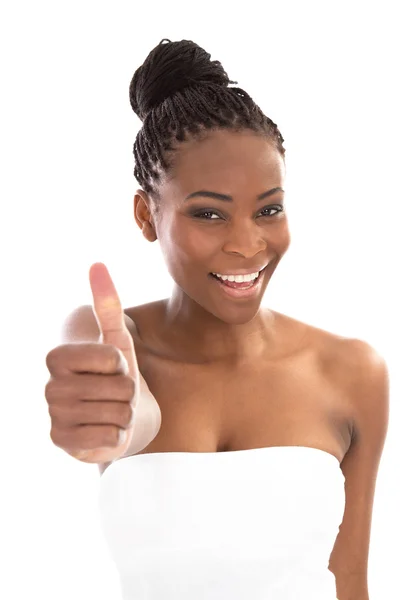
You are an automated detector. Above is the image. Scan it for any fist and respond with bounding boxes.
[45,262,144,463]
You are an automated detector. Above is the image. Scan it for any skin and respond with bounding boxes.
[127,128,389,600]
[134,129,290,363]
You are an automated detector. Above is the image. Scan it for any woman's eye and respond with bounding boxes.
[259,205,284,218]
[192,205,284,220]
[193,210,221,220]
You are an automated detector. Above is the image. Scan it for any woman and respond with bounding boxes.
[46,39,389,599]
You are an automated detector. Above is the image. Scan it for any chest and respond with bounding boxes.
[132,344,352,462]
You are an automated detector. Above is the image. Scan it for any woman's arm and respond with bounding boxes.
[328,339,390,600]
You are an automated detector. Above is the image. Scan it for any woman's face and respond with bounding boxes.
[135,128,291,324]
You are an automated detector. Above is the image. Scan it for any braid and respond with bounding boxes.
[129,39,285,202]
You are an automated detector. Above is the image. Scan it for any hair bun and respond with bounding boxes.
[129,39,234,121]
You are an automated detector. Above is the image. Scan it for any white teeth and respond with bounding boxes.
[212,271,259,283]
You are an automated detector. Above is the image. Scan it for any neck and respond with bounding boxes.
[162,288,277,364]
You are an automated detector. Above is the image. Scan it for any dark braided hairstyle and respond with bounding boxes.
[129,39,285,211]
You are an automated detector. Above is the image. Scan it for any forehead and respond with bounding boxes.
[163,129,285,197]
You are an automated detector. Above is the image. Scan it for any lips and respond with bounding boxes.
[210,264,268,277]
[209,264,268,279]
[209,263,268,299]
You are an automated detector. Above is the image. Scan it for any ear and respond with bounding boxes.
[133,190,158,242]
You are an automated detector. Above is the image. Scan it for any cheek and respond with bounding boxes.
[268,220,291,254]
[281,223,291,252]
[183,226,219,257]
[158,220,215,278]
[166,219,218,260]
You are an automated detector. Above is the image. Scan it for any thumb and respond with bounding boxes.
[89,262,139,380]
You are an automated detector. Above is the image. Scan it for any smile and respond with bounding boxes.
[208,265,268,299]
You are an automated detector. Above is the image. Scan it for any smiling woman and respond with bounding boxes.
[132,122,291,327]
[45,37,389,600]
[110,39,389,600]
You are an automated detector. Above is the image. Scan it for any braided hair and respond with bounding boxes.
[129,39,285,209]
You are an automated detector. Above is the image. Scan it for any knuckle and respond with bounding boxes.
[47,402,58,421]
[44,379,55,400]
[48,402,71,426]
[44,377,68,404]
[50,427,62,447]
[46,347,61,371]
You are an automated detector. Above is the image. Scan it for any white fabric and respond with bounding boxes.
[98,446,345,599]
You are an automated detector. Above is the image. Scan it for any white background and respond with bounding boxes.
[1,1,399,598]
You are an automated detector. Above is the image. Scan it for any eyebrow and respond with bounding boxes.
[184,187,285,202]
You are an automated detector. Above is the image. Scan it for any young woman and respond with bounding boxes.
[45,39,389,600]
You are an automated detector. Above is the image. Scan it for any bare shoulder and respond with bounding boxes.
[325,333,390,420]
[314,325,386,386]
[276,310,387,382]
[285,312,389,398]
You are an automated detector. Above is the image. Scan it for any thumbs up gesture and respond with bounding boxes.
[45,263,161,464]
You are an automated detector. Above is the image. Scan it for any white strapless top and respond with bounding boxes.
[98,446,345,600]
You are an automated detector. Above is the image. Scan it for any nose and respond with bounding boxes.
[222,220,267,257]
